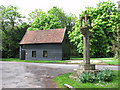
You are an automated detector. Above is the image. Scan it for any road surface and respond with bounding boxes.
[0,61,119,88]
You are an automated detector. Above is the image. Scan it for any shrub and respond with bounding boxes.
[96,69,115,82]
[78,69,115,83]
[78,71,96,83]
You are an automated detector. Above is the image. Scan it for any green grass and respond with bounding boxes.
[53,71,119,88]
[70,57,114,60]
[1,58,119,65]
[103,60,119,65]
[70,57,119,65]
[70,58,83,60]
[0,58,70,63]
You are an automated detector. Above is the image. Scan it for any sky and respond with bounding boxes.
[0,0,118,18]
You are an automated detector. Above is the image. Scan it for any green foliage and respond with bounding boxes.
[27,6,77,31]
[78,69,115,83]
[0,5,29,58]
[78,71,95,83]
[54,71,118,88]
[48,6,77,28]
[27,12,63,31]
[96,69,115,82]
[68,1,119,58]
[27,9,43,23]
[48,6,67,27]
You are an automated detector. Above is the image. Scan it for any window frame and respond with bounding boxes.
[43,50,47,57]
[32,51,36,57]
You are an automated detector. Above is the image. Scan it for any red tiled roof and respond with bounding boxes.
[19,28,66,44]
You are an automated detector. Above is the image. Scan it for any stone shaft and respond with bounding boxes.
[83,36,90,64]
[80,29,91,65]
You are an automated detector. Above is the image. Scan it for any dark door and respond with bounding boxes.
[21,50,25,60]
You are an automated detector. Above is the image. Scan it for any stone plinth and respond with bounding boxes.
[79,64,95,70]
[70,69,100,80]
[71,64,97,80]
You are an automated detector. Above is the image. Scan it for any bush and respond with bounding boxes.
[78,69,115,83]
[96,69,115,82]
[78,71,96,83]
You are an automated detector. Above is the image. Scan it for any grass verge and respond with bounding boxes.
[53,71,119,88]
[70,57,115,60]
[0,58,69,63]
[70,58,119,65]
[1,58,119,65]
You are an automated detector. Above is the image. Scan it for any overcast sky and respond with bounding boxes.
[0,0,118,18]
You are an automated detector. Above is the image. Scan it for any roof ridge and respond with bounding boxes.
[27,28,64,32]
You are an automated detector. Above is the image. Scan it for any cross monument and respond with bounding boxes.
[78,11,95,71]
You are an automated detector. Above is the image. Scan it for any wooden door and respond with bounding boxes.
[21,50,25,60]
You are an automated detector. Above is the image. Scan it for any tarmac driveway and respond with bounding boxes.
[1,61,74,88]
[0,61,119,88]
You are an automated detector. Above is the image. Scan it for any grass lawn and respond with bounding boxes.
[70,57,115,60]
[70,57,119,65]
[0,58,70,63]
[1,58,119,65]
[53,71,119,88]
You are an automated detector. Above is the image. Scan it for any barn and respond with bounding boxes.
[19,28,70,60]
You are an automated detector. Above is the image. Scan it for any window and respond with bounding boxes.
[32,51,36,57]
[22,45,25,48]
[43,51,47,57]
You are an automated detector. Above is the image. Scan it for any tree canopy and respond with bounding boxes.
[27,12,63,30]
[0,5,29,58]
[27,6,77,31]
[68,1,120,58]
[27,9,43,23]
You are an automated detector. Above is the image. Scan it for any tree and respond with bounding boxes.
[48,6,77,29]
[27,12,63,31]
[0,5,28,58]
[111,20,120,60]
[27,9,43,23]
[27,6,77,31]
[69,1,119,58]
[48,6,67,27]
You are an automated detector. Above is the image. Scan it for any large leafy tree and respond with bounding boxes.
[111,20,120,60]
[27,9,43,23]
[28,6,77,31]
[48,6,77,29]
[27,12,63,30]
[69,1,119,58]
[0,5,29,58]
[48,6,67,27]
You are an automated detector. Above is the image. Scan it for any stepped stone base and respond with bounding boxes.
[79,64,95,70]
[70,69,100,80]
[73,69,100,76]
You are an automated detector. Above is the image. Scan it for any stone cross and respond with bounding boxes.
[71,11,97,77]
[80,11,92,65]
[69,11,99,80]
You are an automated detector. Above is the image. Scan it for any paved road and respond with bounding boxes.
[0,61,120,88]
